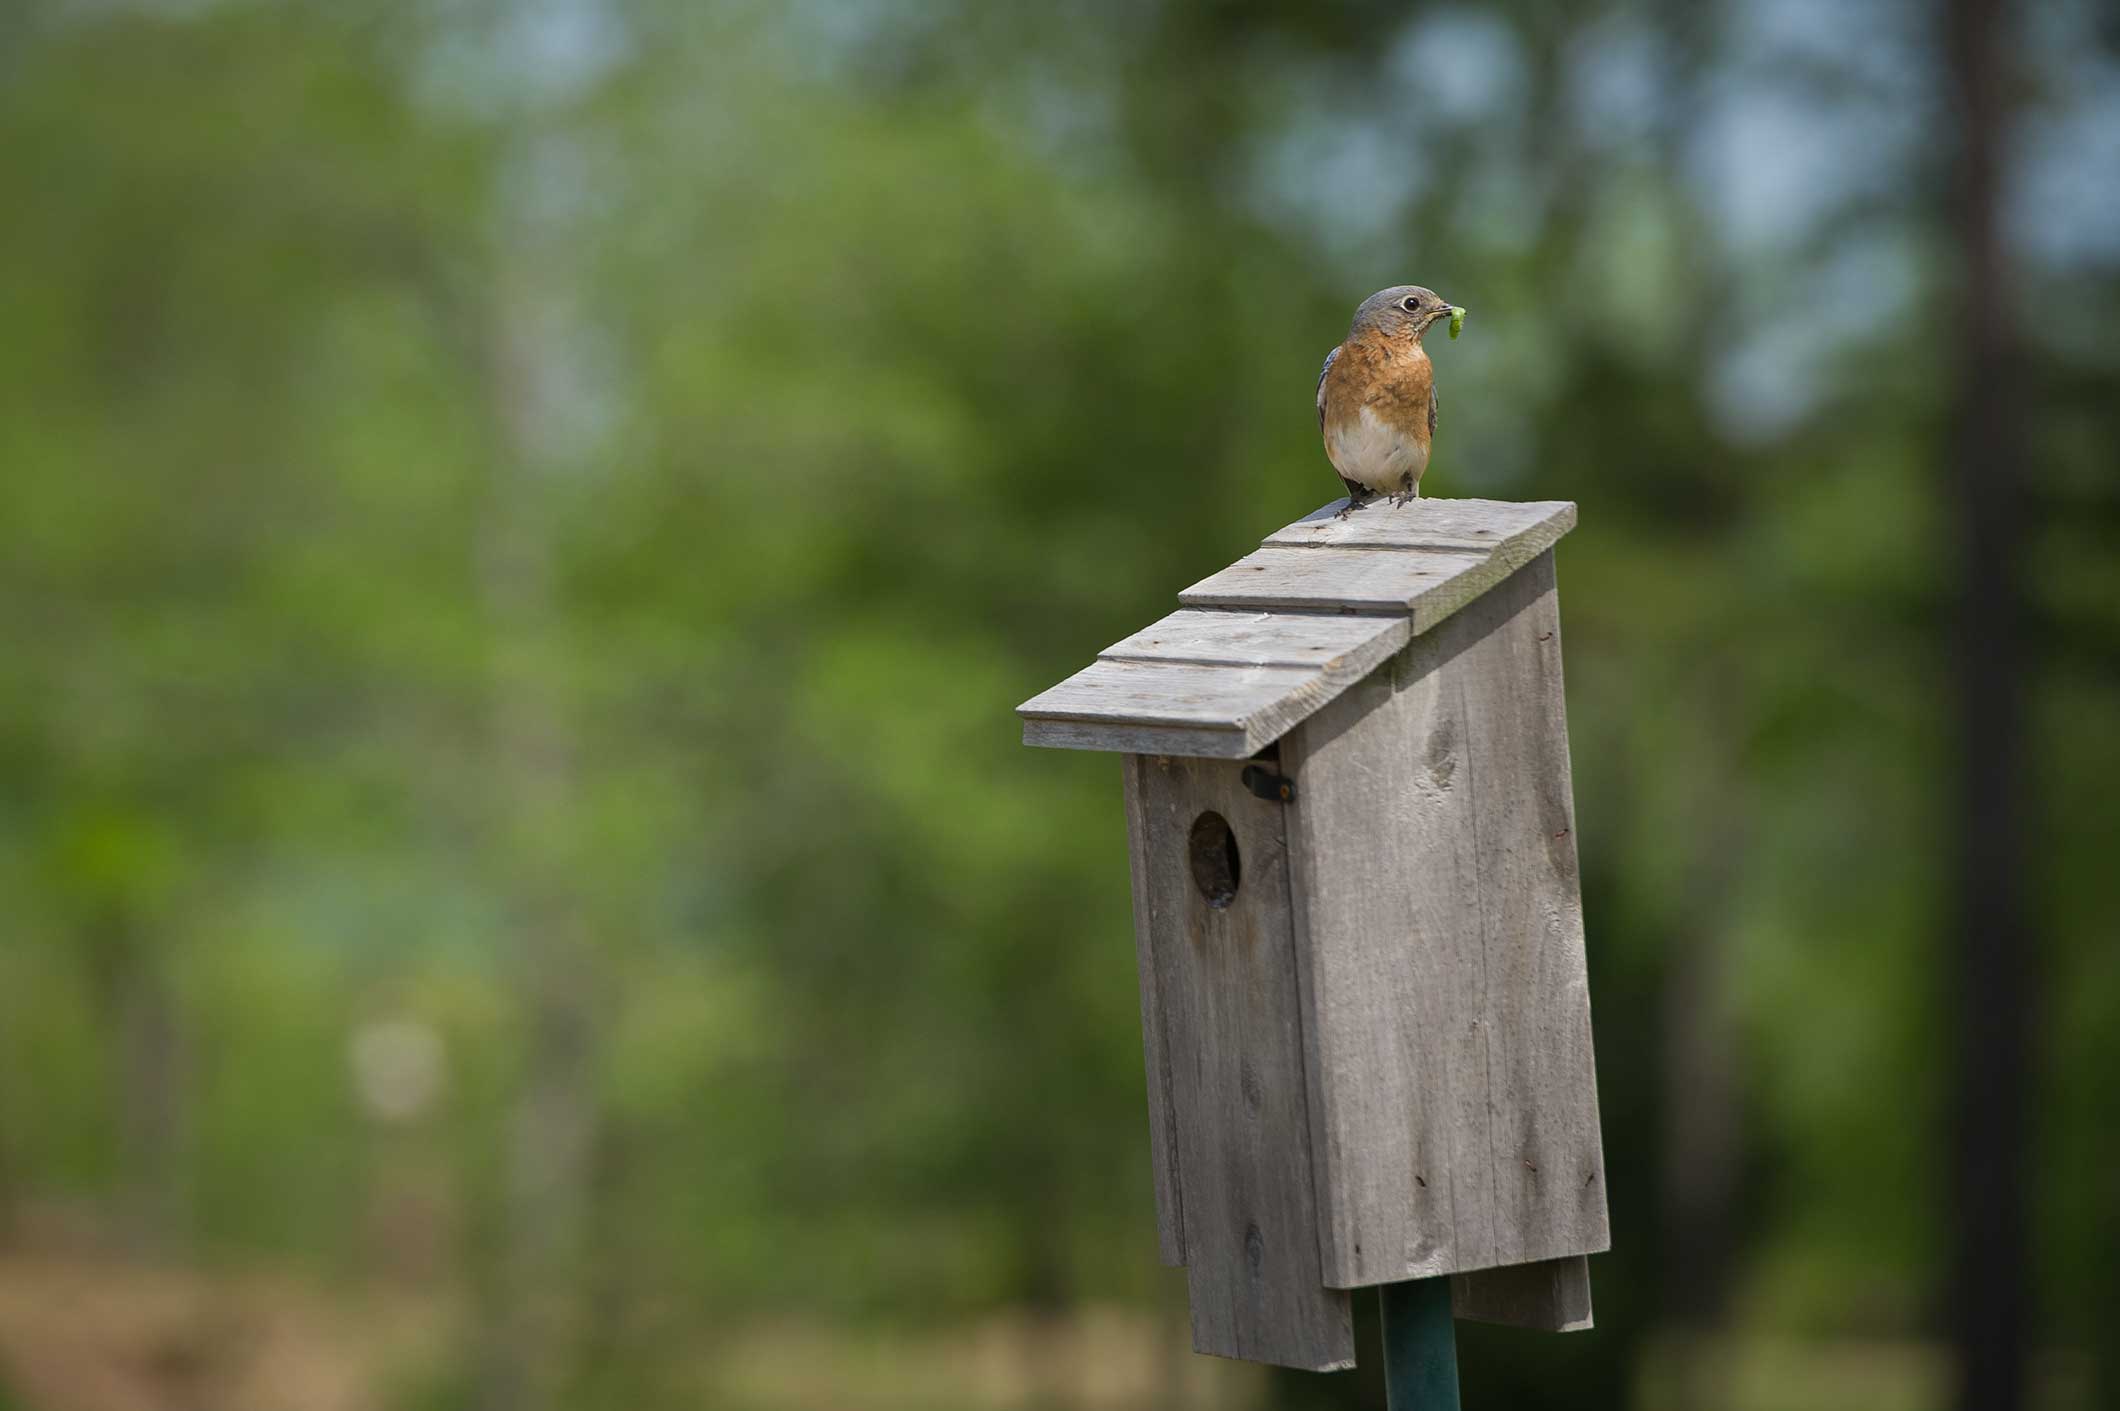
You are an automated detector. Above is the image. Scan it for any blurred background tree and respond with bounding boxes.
[0,0,2115,1408]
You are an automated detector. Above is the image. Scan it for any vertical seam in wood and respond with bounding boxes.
[1278,779,1334,1292]
[1124,753,1186,1266]
[1138,753,1189,1261]
[1287,741,1324,1270]
[1459,659,1502,1270]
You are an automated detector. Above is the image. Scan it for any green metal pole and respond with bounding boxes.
[1380,1277,1461,1411]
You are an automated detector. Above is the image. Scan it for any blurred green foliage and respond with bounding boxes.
[0,1,2116,1408]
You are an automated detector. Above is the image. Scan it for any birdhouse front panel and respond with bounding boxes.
[1123,753,1356,1372]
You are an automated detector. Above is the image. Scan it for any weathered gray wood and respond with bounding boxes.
[1264,497,1575,557]
[1020,499,1577,758]
[1100,609,1409,673]
[1283,550,1608,1288]
[1283,612,1492,1285]
[1181,497,1576,630]
[1019,626,1405,757]
[1022,717,1256,759]
[1020,658,1311,729]
[1121,755,1186,1268]
[1135,755,1355,1370]
[1451,1255,1594,1332]
[1179,546,1489,622]
[1462,555,1607,1271]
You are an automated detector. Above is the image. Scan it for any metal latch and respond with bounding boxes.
[1241,765,1294,804]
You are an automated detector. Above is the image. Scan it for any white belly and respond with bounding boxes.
[1327,405,1428,492]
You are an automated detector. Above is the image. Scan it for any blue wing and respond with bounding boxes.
[1315,345,1341,433]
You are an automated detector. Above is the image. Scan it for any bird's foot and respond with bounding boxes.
[1336,494,1370,519]
[1389,476,1421,508]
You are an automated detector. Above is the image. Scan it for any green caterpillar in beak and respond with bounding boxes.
[1448,306,1466,340]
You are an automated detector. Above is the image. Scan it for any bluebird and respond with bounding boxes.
[1316,286,1464,513]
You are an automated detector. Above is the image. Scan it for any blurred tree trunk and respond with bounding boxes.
[472,185,602,1411]
[117,941,186,1251]
[1941,0,2034,1406]
[1660,808,1743,1411]
[1660,18,1745,1407]
[86,916,187,1254]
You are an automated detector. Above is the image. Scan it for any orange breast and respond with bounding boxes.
[1321,330,1432,450]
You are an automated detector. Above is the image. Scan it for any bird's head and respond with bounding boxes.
[1351,285,1462,344]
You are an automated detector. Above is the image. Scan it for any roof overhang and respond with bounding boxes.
[1018,497,1577,758]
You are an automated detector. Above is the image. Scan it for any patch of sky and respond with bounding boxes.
[412,0,629,119]
[1565,16,1675,153]
[1684,82,1879,255]
[1386,9,1529,129]
[1247,10,1529,262]
[1708,317,1825,446]
[1247,104,1425,259]
[1730,0,1929,95]
[1703,229,1915,448]
[1688,0,1930,255]
[2010,59,2120,271]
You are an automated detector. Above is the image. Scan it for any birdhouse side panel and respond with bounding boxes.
[1130,755,1355,1372]
[1459,554,1609,1271]
[1284,550,1610,1289]
[1282,614,1495,1285]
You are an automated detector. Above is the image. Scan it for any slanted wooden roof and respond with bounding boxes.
[1017,497,1576,758]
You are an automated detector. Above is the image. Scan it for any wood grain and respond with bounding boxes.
[1179,546,1489,621]
[1022,716,1257,759]
[1451,1255,1594,1332]
[1134,755,1355,1371]
[1019,628,1405,758]
[1460,555,1607,1270]
[1100,609,1409,673]
[1282,551,1609,1288]
[1019,498,1577,758]
[1019,657,1314,730]
[1264,497,1574,555]
[1121,754,1186,1268]
[1181,498,1574,628]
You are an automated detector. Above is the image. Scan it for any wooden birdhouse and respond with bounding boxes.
[1017,497,1610,1378]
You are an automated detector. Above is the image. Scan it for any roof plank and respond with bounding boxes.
[1179,546,1489,623]
[1263,497,1574,553]
[1099,609,1409,673]
[1018,655,1371,757]
[1021,717,1259,759]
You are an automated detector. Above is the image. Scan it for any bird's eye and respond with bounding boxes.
[1400,297,1419,312]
